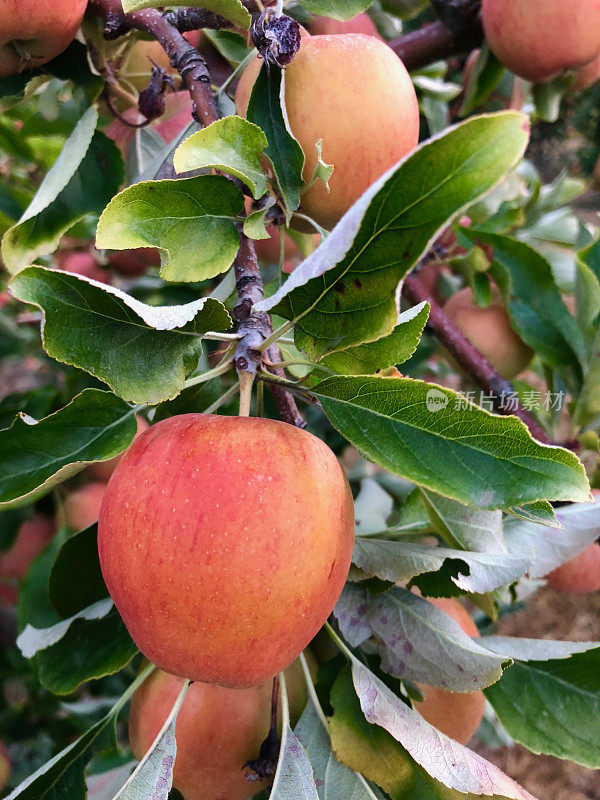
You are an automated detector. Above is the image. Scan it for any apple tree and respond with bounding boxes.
[1,1,600,799]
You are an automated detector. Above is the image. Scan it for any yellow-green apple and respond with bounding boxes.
[64,482,107,531]
[443,285,533,380]
[482,0,600,83]
[129,656,312,800]
[0,0,88,78]
[414,597,485,744]
[0,515,55,604]
[236,34,419,231]
[98,415,354,686]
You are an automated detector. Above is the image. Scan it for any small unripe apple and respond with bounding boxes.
[88,417,150,481]
[414,597,485,744]
[236,34,419,231]
[0,0,88,78]
[310,13,380,38]
[545,543,600,594]
[129,657,311,800]
[64,482,107,531]
[98,415,354,687]
[0,742,9,794]
[443,286,534,380]
[0,515,55,604]
[482,0,600,84]
[56,251,112,285]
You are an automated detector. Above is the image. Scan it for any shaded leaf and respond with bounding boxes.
[49,524,107,618]
[0,389,137,510]
[420,490,506,553]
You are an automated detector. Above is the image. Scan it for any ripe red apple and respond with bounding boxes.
[236,34,419,231]
[129,657,311,800]
[0,515,55,605]
[98,415,354,687]
[56,251,112,285]
[545,543,600,594]
[0,742,9,794]
[414,597,485,744]
[63,482,107,532]
[88,416,150,481]
[482,0,600,83]
[0,0,88,78]
[443,285,534,380]
[310,13,380,38]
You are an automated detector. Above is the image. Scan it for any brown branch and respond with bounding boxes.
[388,2,483,71]
[90,0,305,427]
[403,272,555,445]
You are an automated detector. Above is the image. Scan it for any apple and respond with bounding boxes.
[545,543,600,594]
[482,0,600,84]
[236,34,419,231]
[64,482,107,531]
[0,515,55,605]
[443,285,534,380]
[88,416,150,481]
[574,52,600,90]
[98,414,354,687]
[0,742,9,794]
[56,251,112,285]
[0,0,88,78]
[414,597,485,744]
[310,13,381,38]
[129,656,311,800]
[106,249,161,278]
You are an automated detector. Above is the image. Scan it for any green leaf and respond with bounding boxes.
[49,525,107,619]
[483,641,600,768]
[352,538,531,595]
[2,121,123,274]
[299,0,373,19]
[307,375,589,509]
[322,303,429,374]
[121,0,251,28]
[4,666,152,800]
[9,268,232,404]
[202,30,253,65]
[173,117,268,199]
[336,584,508,691]
[459,45,505,116]
[96,175,244,283]
[0,389,137,510]
[19,600,137,695]
[329,667,517,800]
[258,112,530,359]
[468,230,586,372]
[247,63,305,223]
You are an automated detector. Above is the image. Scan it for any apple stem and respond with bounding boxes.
[238,372,255,417]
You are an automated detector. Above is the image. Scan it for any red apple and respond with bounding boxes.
[0,515,55,605]
[56,251,112,285]
[310,13,381,38]
[63,482,107,532]
[98,414,355,687]
[0,0,88,78]
[545,543,600,594]
[414,597,485,744]
[129,657,310,800]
